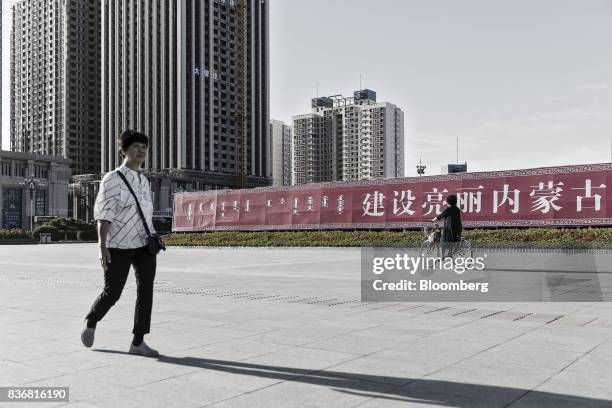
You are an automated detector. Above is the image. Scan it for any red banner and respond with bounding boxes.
[172,163,612,231]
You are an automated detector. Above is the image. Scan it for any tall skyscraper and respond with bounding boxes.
[101,0,271,206]
[10,0,102,175]
[292,89,404,185]
[1,0,3,149]
[270,119,292,186]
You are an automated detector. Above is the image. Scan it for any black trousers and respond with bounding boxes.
[86,245,156,334]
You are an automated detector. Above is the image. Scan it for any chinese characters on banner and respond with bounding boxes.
[172,164,612,231]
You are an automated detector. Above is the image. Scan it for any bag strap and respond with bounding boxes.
[115,170,152,237]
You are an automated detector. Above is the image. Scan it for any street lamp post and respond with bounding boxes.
[416,157,426,177]
[20,175,42,232]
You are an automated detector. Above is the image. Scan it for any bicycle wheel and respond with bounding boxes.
[420,240,437,256]
[457,239,473,258]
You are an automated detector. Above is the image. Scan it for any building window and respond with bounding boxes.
[15,164,27,178]
[35,190,46,216]
[34,164,48,179]
[2,188,23,229]
[0,161,11,176]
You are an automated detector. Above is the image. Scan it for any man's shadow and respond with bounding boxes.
[94,350,611,407]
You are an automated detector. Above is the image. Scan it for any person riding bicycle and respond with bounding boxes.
[431,194,462,258]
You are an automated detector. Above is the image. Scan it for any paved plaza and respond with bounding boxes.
[0,244,611,407]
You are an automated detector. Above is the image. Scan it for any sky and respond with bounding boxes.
[2,0,612,176]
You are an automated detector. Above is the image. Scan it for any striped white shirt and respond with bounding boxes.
[93,164,156,249]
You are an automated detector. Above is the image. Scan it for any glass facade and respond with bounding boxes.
[2,188,23,229]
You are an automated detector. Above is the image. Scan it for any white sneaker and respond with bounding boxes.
[129,341,159,357]
[81,319,95,348]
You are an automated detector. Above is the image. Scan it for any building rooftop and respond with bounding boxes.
[311,89,378,109]
[0,149,72,164]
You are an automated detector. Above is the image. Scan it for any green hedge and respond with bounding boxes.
[4,218,99,242]
[162,228,612,249]
[65,231,77,241]
[165,230,424,247]
[32,225,60,240]
[33,220,98,242]
[0,228,32,240]
[77,230,98,241]
[46,218,96,232]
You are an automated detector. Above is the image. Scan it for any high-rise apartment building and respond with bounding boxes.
[1,0,3,148]
[101,0,270,212]
[10,0,101,175]
[270,119,292,186]
[292,89,404,185]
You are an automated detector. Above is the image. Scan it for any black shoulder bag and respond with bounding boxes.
[116,170,166,255]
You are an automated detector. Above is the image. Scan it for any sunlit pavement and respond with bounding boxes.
[0,243,611,407]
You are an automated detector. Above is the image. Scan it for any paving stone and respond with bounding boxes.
[508,391,612,408]
[207,376,392,408]
[532,370,612,401]
[425,359,557,393]
[469,344,583,370]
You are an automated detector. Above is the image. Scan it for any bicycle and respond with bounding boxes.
[420,221,473,258]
